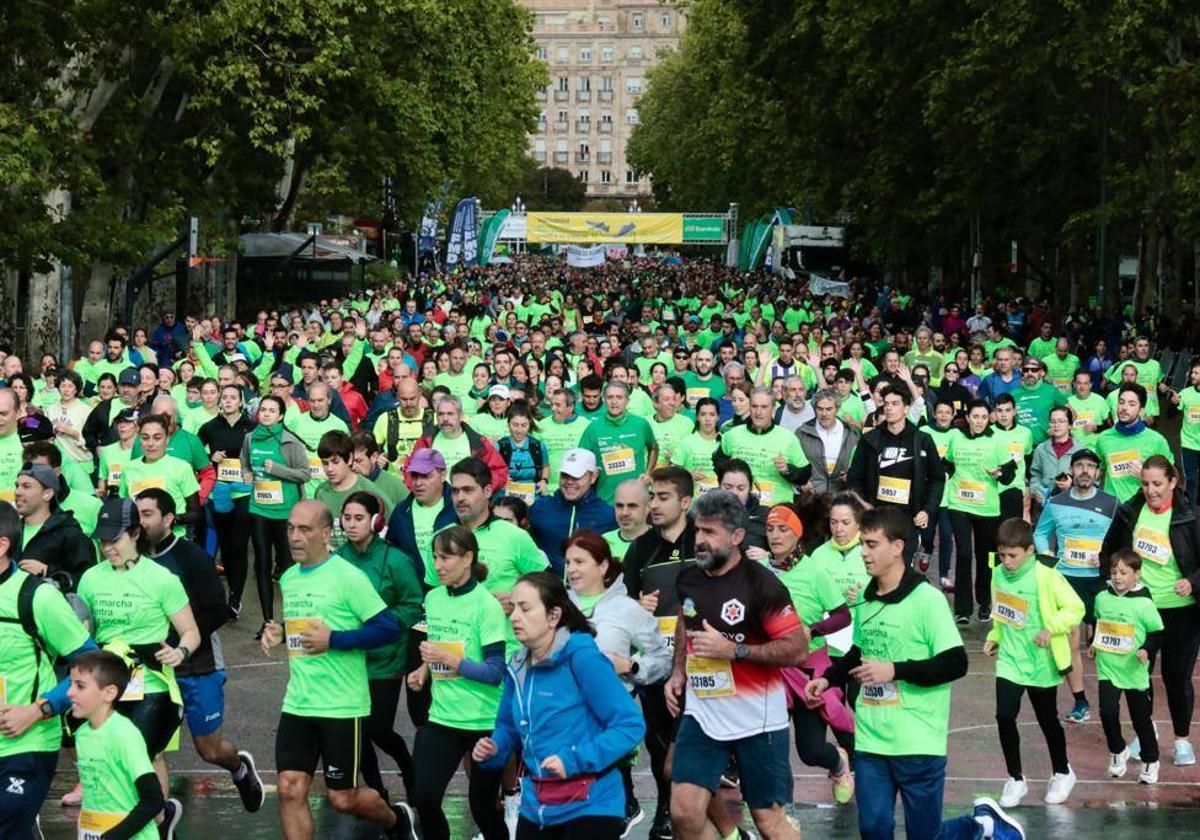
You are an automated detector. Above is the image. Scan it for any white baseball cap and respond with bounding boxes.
[560,448,598,478]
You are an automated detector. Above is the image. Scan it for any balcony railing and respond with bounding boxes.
[575,152,591,163]
[598,90,613,102]
[576,90,591,103]
[576,120,591,133]
[597,152,612,164]
[554,89,570,101]
[553,151,569,163]
[598,122,613,133]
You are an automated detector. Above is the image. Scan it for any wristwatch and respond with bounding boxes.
[37,699,55,721]
[734,643,750,661]
[630,660,640,676]
[177,645,191,661]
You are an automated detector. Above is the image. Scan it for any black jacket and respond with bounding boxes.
[623,520,696,617]
[15,508,95,593]
[1100,488,1200,591]
[847,420,946,519]
[149,535,229,677]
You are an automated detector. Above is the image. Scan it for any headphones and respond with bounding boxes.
[340,491,387,535]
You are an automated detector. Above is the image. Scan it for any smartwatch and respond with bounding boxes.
[734,643,750,661]
[177,645,191,661]
[37,699,55,721]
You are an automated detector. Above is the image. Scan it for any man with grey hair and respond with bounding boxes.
[405,393,509,490]
[797,389,859,494]
[775,375,815,433]
[904,324,946,383]
[666,488,809,840]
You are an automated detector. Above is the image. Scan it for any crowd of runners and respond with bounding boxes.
[0,255,1195,840]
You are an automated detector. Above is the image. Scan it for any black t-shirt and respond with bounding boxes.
[623,521,696,617]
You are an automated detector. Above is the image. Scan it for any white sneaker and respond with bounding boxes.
[998,776,1027,808]
[1044,766,1076,804]
[504,783,521,840]
[1139,761,1160,784]
[1108,747,1130,778]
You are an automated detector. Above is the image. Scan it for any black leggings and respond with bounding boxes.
[213,495,251,609]
[515,816,623,839]
[410,722,505,840]
[791,701,840,772]
[999,487,1024,523]
[1099,680,1159,762]
[637,681,675,808]
[949,511,998,617]
[995,678,1068,779]
[250,515,290,621]
[1147,604,1200,738]
[360,678,413,796]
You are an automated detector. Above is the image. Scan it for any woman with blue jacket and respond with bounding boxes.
[473,570,646,839]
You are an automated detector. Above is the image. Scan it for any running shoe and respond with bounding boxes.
[831,746,855,804]
[939,577,954,592]
[955,614,970,627]
[61,782,82,807]
[227,600,241,621]
[504,782,521,839]
[1108,746,1129,778]
[1175,740,1196,766]
[159,797,182,839]
[977,605,992,623]
[998,777,1027,808]
[648,801,673,840]
[972,796,1025,840]
[387,802,418,840]
[621,800,645,838]
[719,758,739,789]
[234,750,265,812]
[915,550,931,573]
[1063,699,1090,724]
[1139,761,1160,784]
[1044,766,1076,804]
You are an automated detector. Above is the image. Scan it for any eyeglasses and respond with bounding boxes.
[1022,367,1040,373]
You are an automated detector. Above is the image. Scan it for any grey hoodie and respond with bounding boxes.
[569,574,672,689]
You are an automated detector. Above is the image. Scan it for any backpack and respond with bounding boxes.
[498,437,544,478]
[0,575,53,703]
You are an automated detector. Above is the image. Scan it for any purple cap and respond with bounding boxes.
[407,448,447,475]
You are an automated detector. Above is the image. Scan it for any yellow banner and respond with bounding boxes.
[526,212,684,244]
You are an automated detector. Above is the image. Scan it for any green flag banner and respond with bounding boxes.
[479,209,511,266]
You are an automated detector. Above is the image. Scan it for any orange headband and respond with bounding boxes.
[767,506,804,539]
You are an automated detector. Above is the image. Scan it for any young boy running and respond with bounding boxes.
[1093,549,1164,782]
[69,650,166,840]
[984,518,1084,807]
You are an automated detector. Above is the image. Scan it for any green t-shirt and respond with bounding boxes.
[433,369,474,402]
[314,476,389,550]
[0,570,89,756]
[1096,427,1173,502]
[945,432,1009,517]
[1180,386,1200,452]
[579,413,658,504]
[649,413,694,465]
[540,416,589,492]
[431,430,474,473]
[1012,383,1068,445]
[853,581,963,756]
[719,424,809,505]
[62,490,103,543]
[131,429,210,473]
[671,432,720,492]
[991,424,1033,488]
[369,468,408,509]
[983,337,1019,360]
[1105,358,1163,416]
[1027,337,1058,360]
[77,557,190,695]
[1132,504,1195,609]
[412,497,445,581]
[603,529,639,561]
[681,372,726,405]
[1093,588,1164,690]
[766,557,844,651]
[0,432,23,504]
[903,350,945,383]
[77,712,158,840]
[464,517,548,593]
[469,412,508,444]
[1067,392,1109,449]
[837,392,866,428]
[924,427,958,505]
[1042,353,1080,393]
[992,558,1060,687]
[279,555,388,718]
[808,538,868,656]
[285,410,350,497]
[118,455,199,538]
[98,441,137,490]
[424,581,509,730]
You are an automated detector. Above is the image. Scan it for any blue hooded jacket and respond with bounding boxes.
[385,483,457,582]
[481,629,645,827]
[529,489,617,575]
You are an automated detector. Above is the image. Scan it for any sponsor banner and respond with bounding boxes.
[527,212,684,244]
[565,244,607,267]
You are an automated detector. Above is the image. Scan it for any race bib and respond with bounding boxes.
[0,489,13,504]
[686,655,736,698]
[993,590,1028,629]
[955,480,987,506]
[1188,406,1200,426]
[1094,620,1136,654]
[876,476,911,505]
[129,475,164,494]
[507,481,536,505]
[107,463,124,485]
[1133,526,1172,566]
[754,480,776,505]
[657,616,678,650]
[936,443,949,459]
[308,456,325,481]
[601,446,636,476]
[1073,413,1094,429]
[253,480,284,506]
[0,675,6,705]
[1062,537,1101,569]
[860,681,901,707]
[696,475,718,494]
[428,641,465,680]
[285,617,322,656]
[1007,442,1024,461]
[217,458,243,482]
[1108,450,1139,478]
[79,810,125,840]
[686,388,709,405]
[122,667,145,702]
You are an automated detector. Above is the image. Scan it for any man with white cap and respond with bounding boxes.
[529,448,618,576]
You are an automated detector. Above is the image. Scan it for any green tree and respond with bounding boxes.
[516,165,588,211]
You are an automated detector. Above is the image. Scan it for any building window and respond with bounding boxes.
[556,139,568,152]
[632,12,644,29]
[578,109,591,122]
[557,109,568,122]
[578,77,591,92]
[601,76,614,91]
[557,46,569,61]
[601,170,612,184]
[628,45,644,60]
[600,113,613,125]
[557,76,569,92]
[626,170,638,184]
[578,170,589,182]
[601,45,614,62]
[580,46,591,61]
[661,12,672,28]
[536,46,547,61]
[626,108,639,125]
[626,77,642,95]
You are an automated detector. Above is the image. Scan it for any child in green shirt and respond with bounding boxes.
[1092,550,1164,783]
[69,650,171,840]
[984,518,1083,808]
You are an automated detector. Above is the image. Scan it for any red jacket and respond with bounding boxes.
[404,423,509,492]
[338,382,368,429]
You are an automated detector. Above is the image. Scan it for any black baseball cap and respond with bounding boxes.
[92,497,139,542]
[1070,448,1100,466]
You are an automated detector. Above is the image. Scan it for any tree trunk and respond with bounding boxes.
[78,262,115,342]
